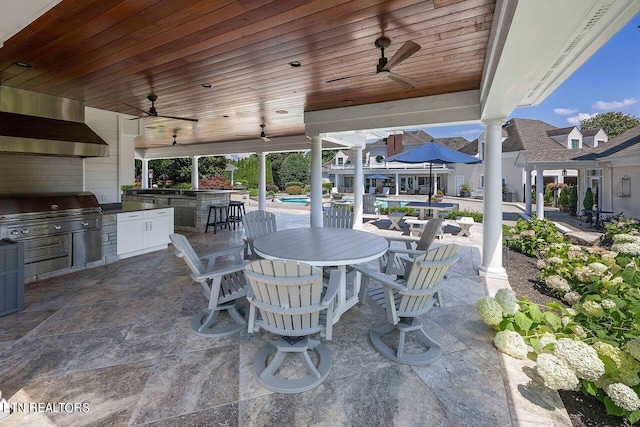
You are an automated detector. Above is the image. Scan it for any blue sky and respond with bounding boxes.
[424,13,640,142]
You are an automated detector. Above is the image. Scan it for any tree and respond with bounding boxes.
[280,153,309,185]
[580,112,640,139]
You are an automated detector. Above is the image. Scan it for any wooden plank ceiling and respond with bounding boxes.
[0,0,495,149]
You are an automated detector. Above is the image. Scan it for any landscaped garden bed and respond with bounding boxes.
[483,216,640,426]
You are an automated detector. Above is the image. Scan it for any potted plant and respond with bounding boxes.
[331,193,344,200]
[502,185,507,201]
[558,187,569,212]
[436,189,444,202]
[583,187,594,223]
[568,186,578,216]
[459,184,470,198]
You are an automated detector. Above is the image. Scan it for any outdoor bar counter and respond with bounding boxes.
[122,189,234,233]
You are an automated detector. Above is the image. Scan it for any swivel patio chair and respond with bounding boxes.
[323,206,354,229]
[356,244,459,365]
[170,233,249,338]
[242,210,277,260]
[244,259,340,394]
[363,194,380,220]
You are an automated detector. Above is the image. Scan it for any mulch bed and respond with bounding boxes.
[503,249,633,427]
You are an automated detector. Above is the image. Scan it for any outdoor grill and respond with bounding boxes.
[0,192,102,277]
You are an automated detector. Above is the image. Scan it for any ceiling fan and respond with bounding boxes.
[326,36,421,89]
[172,133,178,146]
[125,94,199,122]
[259,124,270,142]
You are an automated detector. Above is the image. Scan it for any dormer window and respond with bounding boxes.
[570,139,579,149]
[596,139,605,147]
[337,157,344,166]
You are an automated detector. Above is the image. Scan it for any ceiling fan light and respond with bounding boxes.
[377,70,391,77]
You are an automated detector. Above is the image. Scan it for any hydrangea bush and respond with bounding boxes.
[478,218,640,423]
[605,215,640,240]
[506,218,566,257]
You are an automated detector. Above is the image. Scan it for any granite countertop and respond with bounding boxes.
[100,202,174,215]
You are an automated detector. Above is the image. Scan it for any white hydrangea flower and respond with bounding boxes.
[539,332,557,349]
[568,250,587,261]
[569,244,583,251]
[553,338,604,382]
[563,291,581,305]
[601,299,616,310]
[571,324,587,339]
[494,330,529,359]
[613,234,640,243]
[565,308,578,316]
[537,259,549,269]
[582,300,604,319]
[574,266,594,282]
[588,262,608,276]
[494,288,519,316]
[548,256,563,264]
[561,316,572,327]
[605,383,640,411]
[626,337,640,362]
[477,296,503,326]
[536,353,580,390]
[601,252,618,267]
[546,275,570,293]
[612,242,640,256]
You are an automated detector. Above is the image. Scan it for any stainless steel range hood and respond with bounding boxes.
[0,86,109,157]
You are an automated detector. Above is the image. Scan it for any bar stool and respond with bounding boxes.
[205,203,230,234]
[227,201,246,230]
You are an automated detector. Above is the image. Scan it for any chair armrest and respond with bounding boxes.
[385,235,419,249]
[354,265,407,291]
[200,245,245,263]
[191,261,249,283]
[387,247,427,257]
[322,269,341,305]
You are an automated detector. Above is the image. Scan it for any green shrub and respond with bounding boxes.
[583,187,594,210]
[171,182,192,189]
[445,210,483,223]
[506,217,565,257]
[322,182,333,192]
[379,207,416,216]
[604,215,640,239]
[285,181,303,188]
[248,188,258,197]
[285,185,304,195]
[558,188,569,207]
[266,183,279,192]
[569,186,578,209]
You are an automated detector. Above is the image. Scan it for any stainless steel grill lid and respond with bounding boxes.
[0,192,100,217]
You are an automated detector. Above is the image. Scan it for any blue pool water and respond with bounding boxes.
[276,197,309,204]
[334,198,410,208]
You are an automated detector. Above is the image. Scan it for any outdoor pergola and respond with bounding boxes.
[134,1,640,280]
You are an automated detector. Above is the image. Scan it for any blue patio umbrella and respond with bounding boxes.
[386,141,482,201]
[367,173,391,180]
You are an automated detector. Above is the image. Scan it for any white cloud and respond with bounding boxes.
[592,98,637,110]
[553,108,577,115]
[456,128,484,136]
[566,113,594,126]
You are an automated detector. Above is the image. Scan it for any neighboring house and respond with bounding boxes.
[460,119,608,202]
[322,130,470,195]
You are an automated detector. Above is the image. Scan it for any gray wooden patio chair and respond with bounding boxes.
[356,244,459,365]
[363,194,379,220]
[242,210,277,259]
[170,233,249,337]
[244,259,340,394]
[323,206,354,228]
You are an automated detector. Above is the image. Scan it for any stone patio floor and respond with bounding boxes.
[0,201,572,426]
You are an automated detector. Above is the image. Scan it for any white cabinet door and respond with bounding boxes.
[146,209,173,248]
[117,217,147,255]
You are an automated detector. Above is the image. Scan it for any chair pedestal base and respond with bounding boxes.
[190,302,246,338]
[370,319,442,366]
[254,337,332,394]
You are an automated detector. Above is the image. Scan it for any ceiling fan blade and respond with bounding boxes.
[157,114,199,122]
[382,40,421,71]
[386,72,418,89]
[261,136,271,142]
[325,73,372,84]
[124,103,150,119]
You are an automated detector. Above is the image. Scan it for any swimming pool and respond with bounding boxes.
[276,197,309,204]
[331,198,410,209]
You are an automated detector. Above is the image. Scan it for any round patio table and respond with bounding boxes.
[253,227,388,325]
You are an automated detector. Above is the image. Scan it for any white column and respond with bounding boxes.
[191,156,200,189]
[536,169,544,219]
[524,169,532,215]
[230,170,234,186]
[258,152,267,211]
[353,145,364,229]
[395,173,400,195]
[479,118,507,279]
[433,169,438,197]
[310,136,323,227]
[141,159,149,189]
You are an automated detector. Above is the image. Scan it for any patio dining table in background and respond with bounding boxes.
[252,227,388,330]
[405,201,454,220]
